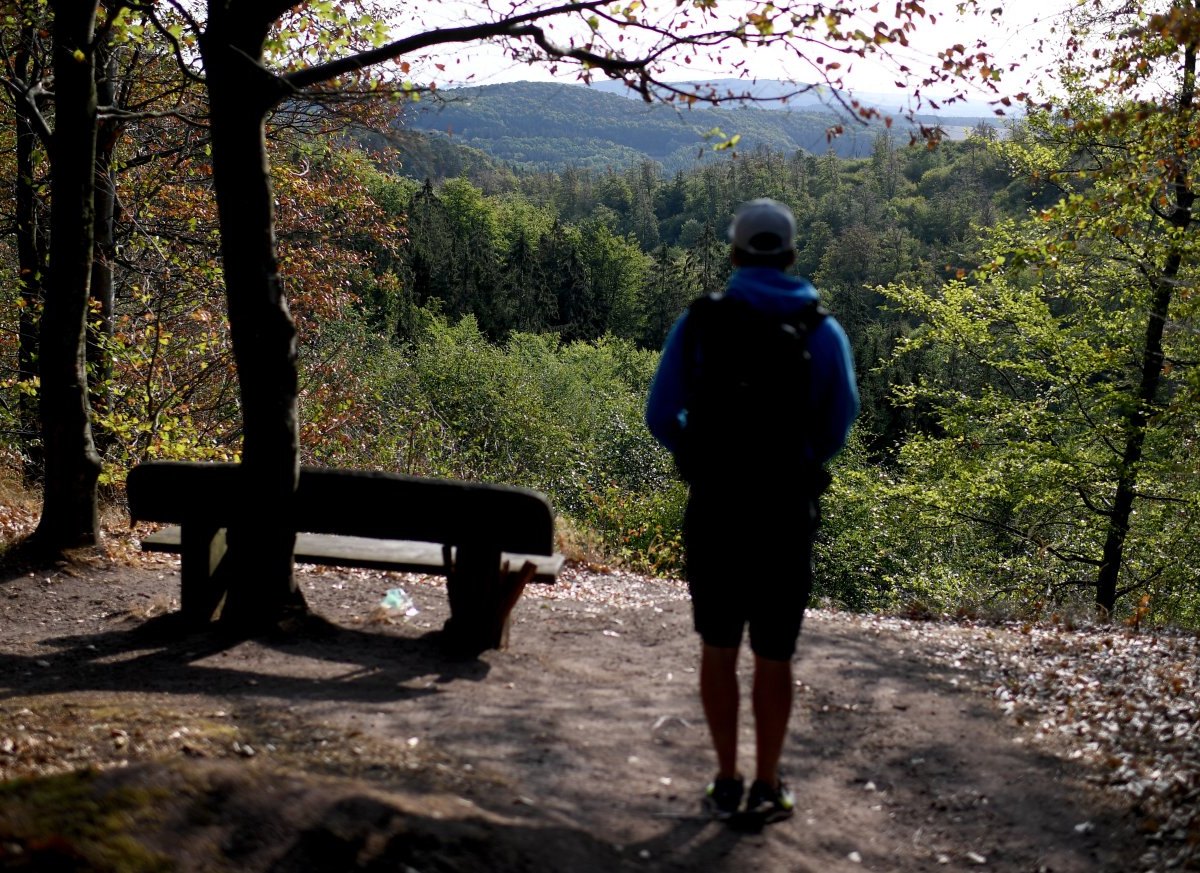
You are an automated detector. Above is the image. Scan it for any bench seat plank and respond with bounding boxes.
[140,526,563,583]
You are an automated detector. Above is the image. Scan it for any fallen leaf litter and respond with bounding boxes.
[1,516,1197,869]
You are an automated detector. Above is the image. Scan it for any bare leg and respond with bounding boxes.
[700,643,740,778]
[752,654,793,787]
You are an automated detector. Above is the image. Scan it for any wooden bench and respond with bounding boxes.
[126,461,563,653]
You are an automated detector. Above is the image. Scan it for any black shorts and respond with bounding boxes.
[684,486,817,662]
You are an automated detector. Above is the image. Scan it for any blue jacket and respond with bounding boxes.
[645,268,859,465]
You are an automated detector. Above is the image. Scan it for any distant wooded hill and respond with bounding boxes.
[393,81,1001,174]
[587,77,1005,119]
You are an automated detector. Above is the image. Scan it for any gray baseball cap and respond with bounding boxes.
[727,198,796,255]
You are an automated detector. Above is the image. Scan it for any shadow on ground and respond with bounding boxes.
[0,563,1147,872]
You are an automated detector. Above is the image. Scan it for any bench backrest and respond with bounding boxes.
[126,462,555,556]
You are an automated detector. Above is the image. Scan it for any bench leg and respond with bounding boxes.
[179,524,228,625]
[495,561,536,650]
[443,546,509,655]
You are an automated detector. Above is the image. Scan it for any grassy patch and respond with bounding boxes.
[0,768,172,872]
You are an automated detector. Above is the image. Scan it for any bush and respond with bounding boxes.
[297,307,681,571]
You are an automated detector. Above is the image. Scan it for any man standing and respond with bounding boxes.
[645,198,859,824]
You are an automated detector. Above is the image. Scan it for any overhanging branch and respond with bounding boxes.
[282,0,611,92]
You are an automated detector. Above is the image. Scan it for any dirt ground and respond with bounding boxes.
[0,543,1177,872]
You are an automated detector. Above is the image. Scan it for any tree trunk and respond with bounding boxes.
[88,35,118,436]
[200,7,305,627]
[14,20,47,485]
[1095,38,1196,618]
[1095,274,1172,617]
[34,0,103,551]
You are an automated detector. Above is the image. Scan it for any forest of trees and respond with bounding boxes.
[391,80,994,171]
[2,0,1197,627]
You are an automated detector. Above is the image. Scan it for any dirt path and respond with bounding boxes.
[0,556,1153,871]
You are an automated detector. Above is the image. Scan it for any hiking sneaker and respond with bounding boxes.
[745,779,795,824]
[701,776,744,820]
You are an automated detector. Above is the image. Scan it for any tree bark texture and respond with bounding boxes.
[200,2,305,625]
[35,0,103,550]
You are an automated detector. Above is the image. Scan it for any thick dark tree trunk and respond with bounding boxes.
[200,6,305,627]
[34,0,103,551]
[14,21,47,485]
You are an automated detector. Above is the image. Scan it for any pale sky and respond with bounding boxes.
[411,0,1076,104]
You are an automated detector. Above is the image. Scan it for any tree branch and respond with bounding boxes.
[950,509,1104,567]
[1076,485,1112,518]
[281,1,611,92]
[142,1,207,84]
[98,104,209,126]
[2,77,54,147]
